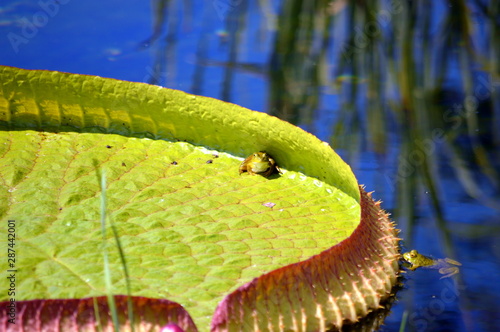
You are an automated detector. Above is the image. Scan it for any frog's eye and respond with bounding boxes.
[253,153,259,157]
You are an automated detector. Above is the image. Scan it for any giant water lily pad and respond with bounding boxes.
[0,66,400,331]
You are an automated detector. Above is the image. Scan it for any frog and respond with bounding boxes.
[239,151,280,177]
[402,249,462,279]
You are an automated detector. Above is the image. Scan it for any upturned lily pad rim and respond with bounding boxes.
[0,66,396,331]
[0,65,359,203]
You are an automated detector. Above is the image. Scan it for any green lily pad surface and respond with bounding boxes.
[0,66,386,330]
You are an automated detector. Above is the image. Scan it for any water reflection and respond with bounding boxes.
[143,1,499,331]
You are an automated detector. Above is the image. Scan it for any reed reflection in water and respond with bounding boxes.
[143,1,500,330]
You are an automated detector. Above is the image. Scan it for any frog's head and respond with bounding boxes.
[253,151,270,162]
[402,249,419,262]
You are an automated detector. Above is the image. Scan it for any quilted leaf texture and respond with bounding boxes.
[0,66,400,331]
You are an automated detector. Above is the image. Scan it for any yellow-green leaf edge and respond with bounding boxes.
[0,66,359,203]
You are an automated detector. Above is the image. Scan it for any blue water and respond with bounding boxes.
[1,1,499,331]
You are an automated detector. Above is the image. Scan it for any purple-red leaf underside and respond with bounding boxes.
[0,295,198,332]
